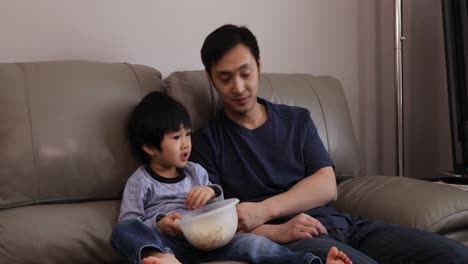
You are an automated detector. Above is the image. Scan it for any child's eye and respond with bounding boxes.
[186,131,191,137]
[172,135,180,140]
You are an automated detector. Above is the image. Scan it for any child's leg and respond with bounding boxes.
[201,233,321,264]
[141,253,181,264]
[151,229,206,263]
[111,219,175,263]
[111,219,185,264]
[326,247,352,264]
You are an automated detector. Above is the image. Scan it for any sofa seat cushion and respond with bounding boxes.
[0,200,124,263]
[335,175,468,245]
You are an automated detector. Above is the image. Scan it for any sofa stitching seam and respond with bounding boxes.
[426,206,468,232]
[299,74,331,152]
[20,63,39,203]
[123,63,143,97]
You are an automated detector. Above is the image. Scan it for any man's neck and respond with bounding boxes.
[225,101,267,130]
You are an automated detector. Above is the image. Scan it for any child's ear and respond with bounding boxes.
[142,144,158,155]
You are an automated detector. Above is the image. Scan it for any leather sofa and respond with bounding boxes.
[1,60,467,263]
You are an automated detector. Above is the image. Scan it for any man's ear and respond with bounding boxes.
[257,57,262,73]
[142,144,158,155]
[205,70,214,86]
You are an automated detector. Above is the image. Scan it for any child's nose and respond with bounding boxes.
[181,137,190,149]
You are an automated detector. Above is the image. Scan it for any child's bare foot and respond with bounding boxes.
[326,246,352,264]
[141,253,181,264]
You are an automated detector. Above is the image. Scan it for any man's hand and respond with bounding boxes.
[156,213,182,237]
[236,201,270,233]
[185,186,215,209]
[251,213,327,244]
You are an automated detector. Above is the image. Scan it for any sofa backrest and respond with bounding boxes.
[0,62,360,212]
[0,61,163,210]
[165,70,361,177]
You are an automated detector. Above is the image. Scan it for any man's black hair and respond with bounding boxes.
[201,24,260,77]
[127,91,191,164]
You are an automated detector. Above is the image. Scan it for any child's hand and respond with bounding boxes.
[156,212,182,237]
[185,186,215,209]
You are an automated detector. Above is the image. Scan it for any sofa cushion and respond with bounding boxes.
[257,73,361,177]
[163,70,222,131]
[0,61,163,209]
[164,71,361,177]
[0,200,125,263]
[335,175,468,245]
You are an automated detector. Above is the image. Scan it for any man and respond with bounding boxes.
[189,24,468,263]
[111,24,468,263]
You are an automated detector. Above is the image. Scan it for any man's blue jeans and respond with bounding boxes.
[110,218,320,264]
[284,220,468,264]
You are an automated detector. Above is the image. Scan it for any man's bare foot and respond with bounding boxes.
[326,246,352,264]
[141,253,181,264]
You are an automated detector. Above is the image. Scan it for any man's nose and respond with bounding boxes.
[231,76,244,94]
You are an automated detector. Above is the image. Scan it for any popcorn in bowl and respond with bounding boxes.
[177,198,239,250]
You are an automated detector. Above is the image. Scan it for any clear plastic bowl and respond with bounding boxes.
[177,198,240,250]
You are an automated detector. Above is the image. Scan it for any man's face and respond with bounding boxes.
[209,44,260,116]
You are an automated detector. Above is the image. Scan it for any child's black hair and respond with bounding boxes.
[127,91,191,164]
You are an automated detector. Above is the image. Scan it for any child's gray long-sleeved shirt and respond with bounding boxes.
[118,161,223,229]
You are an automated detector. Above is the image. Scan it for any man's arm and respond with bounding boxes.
[236,166,336,241]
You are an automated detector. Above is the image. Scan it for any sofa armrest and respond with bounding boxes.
[334,175,468,235]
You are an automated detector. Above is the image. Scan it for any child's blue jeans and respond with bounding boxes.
[110,218,320,264]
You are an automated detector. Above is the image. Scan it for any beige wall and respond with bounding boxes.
[6,0,444,178]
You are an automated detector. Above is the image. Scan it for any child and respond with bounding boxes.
[111,91,352,264]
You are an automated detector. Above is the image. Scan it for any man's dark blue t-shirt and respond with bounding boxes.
[190,98,355,230]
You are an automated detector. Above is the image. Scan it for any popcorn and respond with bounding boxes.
[178,198,240,251]
[185,223,234,250]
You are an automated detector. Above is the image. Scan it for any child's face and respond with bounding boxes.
[153,126,191,170]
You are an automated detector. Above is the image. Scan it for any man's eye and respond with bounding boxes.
[241,73,251,78]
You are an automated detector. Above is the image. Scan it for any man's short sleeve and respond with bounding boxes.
[302,111,334,175]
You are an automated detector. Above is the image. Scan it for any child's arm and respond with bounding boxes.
[182,162,224,209]
[184,186,217,209]
[119,173,161,229]
[156,212,182,237]
[119,175,147,221]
